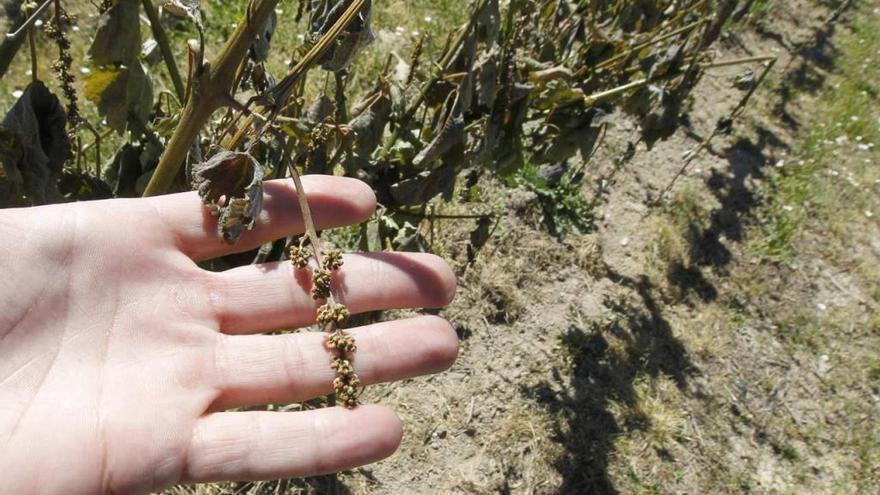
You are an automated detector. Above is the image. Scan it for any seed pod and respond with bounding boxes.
[289,244,311,269]
[311,269,332,300]
[322,249,344,271]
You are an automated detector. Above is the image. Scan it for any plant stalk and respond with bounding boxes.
[141,0,186,102]
[143,0,282,197]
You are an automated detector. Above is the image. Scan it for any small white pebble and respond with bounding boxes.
[34,20,43,28]
[857,144,870,151]
[817,303,827,311]
[775,159,785,168]
[866,210,875,218]
[411,31,420,37]
[424,16,433,22]
[856,135,863,141]
[12,89,23,98]
[620,237,630,247]
[851,116,859,122]
[783,205,794,212]
[79,67,91,75]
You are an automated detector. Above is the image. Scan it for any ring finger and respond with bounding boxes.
[209,315,458,411]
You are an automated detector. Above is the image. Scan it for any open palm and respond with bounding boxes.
[0,176,457,494]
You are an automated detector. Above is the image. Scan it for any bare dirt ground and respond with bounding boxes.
[172,1,879,494]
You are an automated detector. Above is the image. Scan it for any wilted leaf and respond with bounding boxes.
[348,85,391,157]
[0,80,70,205]
[647,43,684,79]
[310,0,374,72]
[164,0,201,20]
[306,94,335,124]
[389,165,455,207]
[250,10,277,63]
[191,151,265,244]
[529,66,574,84]
[534,106,609,163]
[475,47,499,109]
[413,91,464,167]
[84,63,154,134]
[532,79,585,111]
[103,143,143,197]
[90,0,141,66]
[475,0,500,45]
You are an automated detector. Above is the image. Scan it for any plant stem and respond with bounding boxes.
[141,0,186,102]
[25,2,37,82]
[142,0,283,197]
[4,0,51,40]
[583,78,648,106]
[222,0,369,151]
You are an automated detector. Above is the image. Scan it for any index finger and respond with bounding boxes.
[146,176,377,261]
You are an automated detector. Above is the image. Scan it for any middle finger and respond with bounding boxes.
[207,252,456,335]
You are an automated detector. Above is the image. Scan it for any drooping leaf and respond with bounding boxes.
[84,63,154,134]
[533,106,610,164]
[389,165,455,207]
[348,84,391,157]
[103,143,143,197]
[250,10,277,62]
[0,80,70,205]
[310,0,374,72]
[306,94,335,124]
[191,151,265,244]
[90,0,141,66]
[164,0,202,20]
[413,91,464,167]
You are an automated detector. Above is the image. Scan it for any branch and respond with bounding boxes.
[141,0,186,102]
[143,0,282,197]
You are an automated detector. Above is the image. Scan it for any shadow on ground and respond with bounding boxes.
[522,273,698,494]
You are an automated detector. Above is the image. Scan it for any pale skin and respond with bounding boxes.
[0,176,458,494]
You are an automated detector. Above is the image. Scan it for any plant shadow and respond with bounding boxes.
[521,273,699,494]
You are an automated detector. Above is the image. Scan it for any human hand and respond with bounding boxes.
[0,176,458,494]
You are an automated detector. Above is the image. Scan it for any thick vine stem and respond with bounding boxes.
[142,0,282,197]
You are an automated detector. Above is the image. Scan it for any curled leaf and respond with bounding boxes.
[310,0,374,72]
[250,10,277,62]
[306,94,335,124]
[192,151,265,244]
[413,91,464,167]
[389,165,455,207]
[0,81,70,205]
[348,85,391,157]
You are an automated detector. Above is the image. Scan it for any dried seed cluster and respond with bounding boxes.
[43,5,79,126]
[289,243,311,269]
[290,245,360,408]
